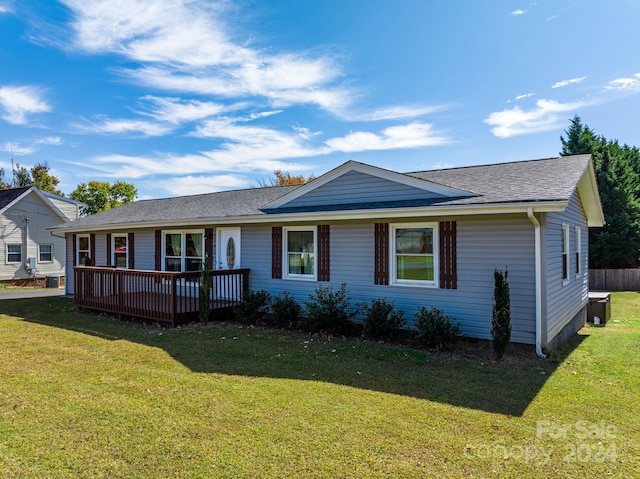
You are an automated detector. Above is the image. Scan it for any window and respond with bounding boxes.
[575,227,582,276]
[562,224,570,283]
[39,244,53,263]
[7,244,22,263]
[113,235,128,268]
[163,231,204,272]
[284,227,316,279]
[392,223,438,286]
[77,235,91,266]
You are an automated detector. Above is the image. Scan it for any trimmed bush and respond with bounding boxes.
[491,268,511,359]
[414,306,462,350]
[270,291,303,329]
[302,283,359,336]
[234,289,271,325]
[361,298,405,341]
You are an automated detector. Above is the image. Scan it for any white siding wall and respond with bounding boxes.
[544,193,589,345]
[1,193,67,281]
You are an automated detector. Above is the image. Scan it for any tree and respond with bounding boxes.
[70,180,138,216]
[0,162,63,195]
[258,170,315,187]
[491,268,511,359]
[560,116,640,268]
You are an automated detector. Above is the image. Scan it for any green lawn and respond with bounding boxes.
[0,293,638,478]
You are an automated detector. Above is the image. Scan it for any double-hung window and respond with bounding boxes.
[163,230,204,272]
[113,234,128,268]
[392,223,438,286]
[284,227,316,280]
[575,227,582,276]
[39,244,53,263]
[7,244,22,263]
[77,235,91,266]
[562,224,570,283]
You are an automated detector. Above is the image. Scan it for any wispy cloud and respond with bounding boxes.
[1,141,34,156]
[0,85,50,125]
[326,123,450,152]
[352,104,448,121]
[161,175,251,196]
[73,115,175,136]
[515,93,535,101]
[511,9,527,15]
[605,73,640,91]
[137,96,232,124]
[34,136,63,145]
[484,99,591,138]
[552,76,587,89]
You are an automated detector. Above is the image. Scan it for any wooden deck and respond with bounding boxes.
[74,267,250,326]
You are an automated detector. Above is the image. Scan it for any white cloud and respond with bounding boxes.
[605,73,640,91]
[484,99,591,138]
[34,136,63,145]
[326,123,450,153]
[74,115,175,136]
[1,141,34,156]
[0,85,50,124]
[511,9,527,15]
[352,104,448,121]
[515,93,535,100]
[138,96,231,124]
[292,125,322,140]
[552,76,587,89]
[161,175,250,196]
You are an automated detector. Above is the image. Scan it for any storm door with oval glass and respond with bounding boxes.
[216,227,242,299]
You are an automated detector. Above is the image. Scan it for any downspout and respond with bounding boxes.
[527,208,547,358]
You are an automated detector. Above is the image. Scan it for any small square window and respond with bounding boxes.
[39,244,53,263]
[7,244,22,263]
[391,223,438,286]
[284,228,316,279]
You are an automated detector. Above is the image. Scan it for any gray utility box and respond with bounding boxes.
[45,275,61,288]
[587,292,611,325]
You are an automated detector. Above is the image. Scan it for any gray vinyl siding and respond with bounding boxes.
[1,193,66,281]
[45,196,81,221]
[544,192,589,345]
[284,170,445,208]
[245,215,537,344]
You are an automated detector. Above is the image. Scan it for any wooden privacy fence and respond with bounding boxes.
[74,266,250,326]
[589,269,640,291]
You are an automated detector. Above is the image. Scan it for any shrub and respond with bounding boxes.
[270,291,303,329]
[302,283,359,336]
[414,306,462,350]
[491,268,511,359]
[361,298,405,341]
[198,269,210,325]
[234,289,271,325]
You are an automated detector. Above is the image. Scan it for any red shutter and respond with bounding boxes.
[374,223,389,285]
[439,221,457,289]
[106,233,112,267]
[89,234,96,266]
[205,228,214,270]
[317,225,330,282]
[128,233,135,269]
[72,234,77,266]
[272,226,282,279]
[155,230,162,271]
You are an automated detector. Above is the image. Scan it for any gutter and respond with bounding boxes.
[527,208,547,358]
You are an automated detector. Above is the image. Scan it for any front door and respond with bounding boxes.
[217,227,241,270]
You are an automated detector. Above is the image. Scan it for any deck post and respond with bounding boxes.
[171,274,177,326]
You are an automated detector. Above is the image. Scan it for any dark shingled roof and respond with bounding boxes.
[0,187,32,211]
[51,155,591,231]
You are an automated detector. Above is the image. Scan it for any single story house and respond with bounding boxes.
[51,154,604,354]
[1,186,83,284]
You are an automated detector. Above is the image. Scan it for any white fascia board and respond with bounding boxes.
[261,160,476,209]
[50,201,568,233]
[576,159,605,227]
[0,187,35,214]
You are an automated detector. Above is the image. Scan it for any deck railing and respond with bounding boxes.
[74,266,250,325]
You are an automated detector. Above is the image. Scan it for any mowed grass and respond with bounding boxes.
[0,294,638,478]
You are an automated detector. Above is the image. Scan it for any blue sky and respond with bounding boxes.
[1,0,639,199]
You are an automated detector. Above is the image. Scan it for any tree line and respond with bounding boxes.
[0,162,137,216]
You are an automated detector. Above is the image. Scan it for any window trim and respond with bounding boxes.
[390,222,439,288]
[112,234,128,269]
[562,224,570,285]
[283,226,317,281]
[161,229,205,272]
[575,226,582,278]
[38,244,53,263]
[77,234,91,266]
[6,243,23,264]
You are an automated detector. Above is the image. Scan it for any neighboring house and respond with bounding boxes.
[51,154,604,353]
[1,187,83,283]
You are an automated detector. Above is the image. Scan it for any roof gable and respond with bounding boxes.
[0,186,74,221]
[262,161,475,210]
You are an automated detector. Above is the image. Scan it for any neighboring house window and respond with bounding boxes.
[391,223,438,286]
[7,244,22,263]
[284,227,316,279]
[575,227,582,276]
[163,231,204,272]
[113,234,128,268]
[77,235,91,266]
[562,224,570,283]
[39,244,53,263]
